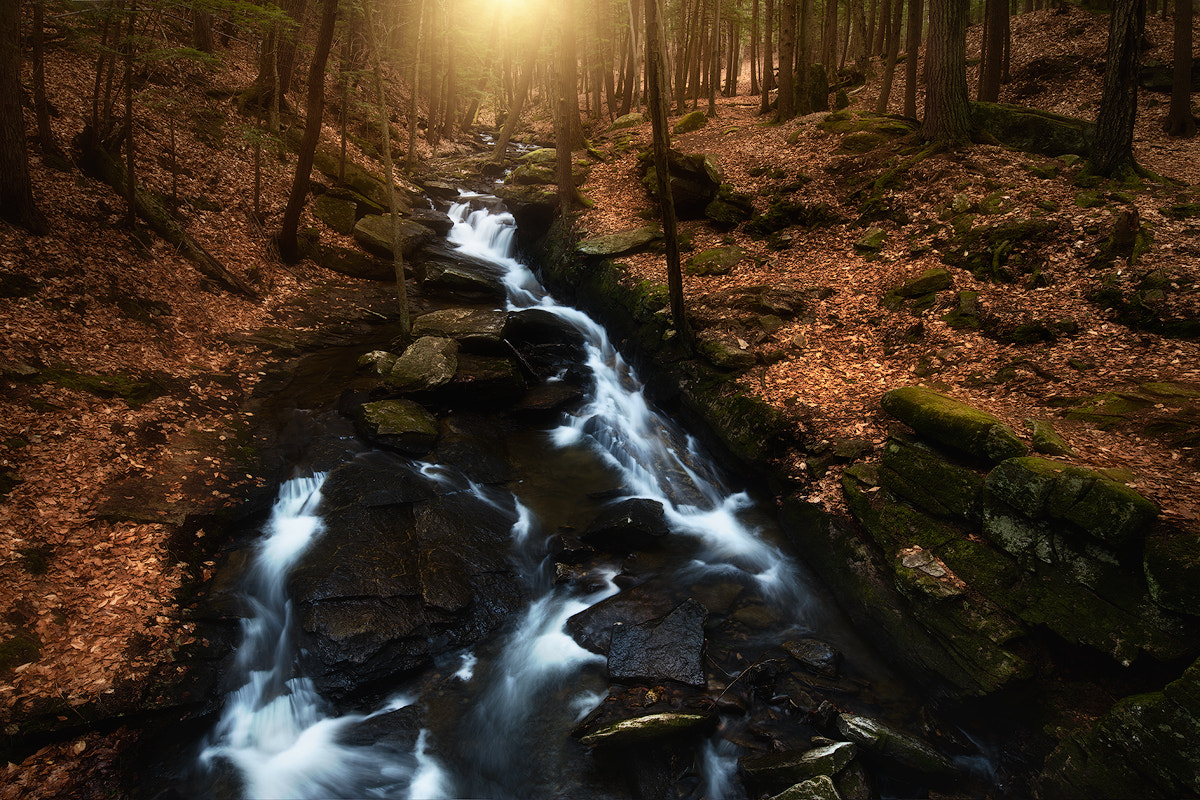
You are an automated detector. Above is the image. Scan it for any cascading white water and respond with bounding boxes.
[202,193,836,799]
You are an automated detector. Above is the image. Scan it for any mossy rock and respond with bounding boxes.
[1159,202,1200,220]
[855,228,887,253]
[44,368,171,408]
[673,110,708,134]
[576,225,662,257]
[893,268,952,297]
[1145,523,1200,615]
[968,101,1095,157]
[1061,391,1157,428]
[749,199,841,236]
[383,336,459,393]
[608,112,645,131]
[1038,657,1200,798]
[1026,418,1074,456]
[1074,190,1105,208]
[839,131,890,153]
[686,246,744,276]
[879,436,985,521]
[740,741,858,790]
[352,215,437,259]
[943,217,1057,283]
[354,399,438,455]
[580,711,716,747]
[313,194,358,235]
[311,244,395,282]
[942,290,982,330]
[705,185,755,227]
[679,370,791,464]
[881,386,1027,464]
[696,333,756,371]
[0,630,40,675]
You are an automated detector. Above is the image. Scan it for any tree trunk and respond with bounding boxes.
[278,0,339,262]
[253,0,308,105]
[32,0,67,167]
[644,0,691,353]
[778,0,796,119]
[751,0,761,94]
[406,0,424,172]
[1090,0,1147,174]
[875,0,903,113]
[366,0,410,338]
[796,0,813,114]
[123,0,136,229]
[873,0,891,54]
[761,0,776,111]
[492,16,547,161]
[1164,0,1196,136]
[978,0,1005,101]
[193,8,214,53]
[921,0,970,145]
[0,0,46,234]
[822,0,839,72]
[557,0,581,213]
[850,0,869,69]
[904,0,923,116]
[708,0,720,114]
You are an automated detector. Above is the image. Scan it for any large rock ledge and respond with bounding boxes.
[530,218,1200,798]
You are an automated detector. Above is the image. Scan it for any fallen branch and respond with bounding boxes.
[79,143,261,300]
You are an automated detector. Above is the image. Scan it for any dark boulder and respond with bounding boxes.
[607,598,708,687]
[580,497,670,553]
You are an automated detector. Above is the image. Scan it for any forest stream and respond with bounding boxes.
[165,192,1005,800]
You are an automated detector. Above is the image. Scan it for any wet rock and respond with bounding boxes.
[407,208,454,236]
[321,452,441,508]
[337,705,423,753]
[509,382,585,417]
[834,712,957,778]
[740,741,858,790]
[428,413,511,485]
[782,639,843,678]
[578,711,716,746]
[352,215,437,259]
[311,244,396,282]
[567,580,683,654]
[767,775,842,800]
[384,336,459,392]
[607,598,708,687]
[881,386,1026,464]
[580,498,670,553]
[412,308,508,351]
[354,399,439,455]
[1144,521,1200,615]
[575,225,661,257]
[420,256,507,300]
[437,353,526,407]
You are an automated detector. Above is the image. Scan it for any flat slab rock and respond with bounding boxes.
[576,225,661,257]
[607,598,708,686]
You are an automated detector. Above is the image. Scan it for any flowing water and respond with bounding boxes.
[192,193,972,799]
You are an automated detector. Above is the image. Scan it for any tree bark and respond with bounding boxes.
[366,0,410,338]
[406,0,424,173]
[751,0,761,94]
[904,0,923,117]
[32,0,67,167]
[1090,0,1147,174]
[645,0,691,353]
[978,0,1005,101]
[921,0,970,145]
[761,0,776,112]
[557,0,581,213]
[253,0,308,105]
[875,0,903,113]
[1164,0,1196,136]
[278,0,339,262]
[123,0,136,229]
[822,0,839,71]
[778,0,796,119]
[0,0,47,234]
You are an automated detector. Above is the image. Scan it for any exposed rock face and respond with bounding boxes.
[607,598,708,687]
[968,101,1095,156]
[834,713,957,778]
[637,148,723,217]
[580,498,670,553]
[352,215,437,259]
[382,336,459,392]
[290,473,524,694]
[578,711,715,746]
[576,225,661,257]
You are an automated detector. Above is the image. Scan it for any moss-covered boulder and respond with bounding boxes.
[354,399,439,454]
[1145,522,1200,615]
[942,290,982,330]
[673,110,708,134]
[382,336,459,393]
[741,742,859,789]
[411,308,508,350]
[311,244,396,282]
[878,436,984,521]
[704,185,755,227]
[835,713,958,777]
[576,225,662,257]
[1038,656,1200,798]
[943,217,1057,283]
[313,194,358,235]
[1027,418,1074,456]
[678,368,792,465]
[637,148,723,217]
[968,102,1095,156]
[696,333,756,371]
[686,246,745,276]
[767,775,842,800]
[881,387,1026,464]
[608,112,645,131]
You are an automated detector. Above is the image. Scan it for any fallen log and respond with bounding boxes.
[80,143,260,300]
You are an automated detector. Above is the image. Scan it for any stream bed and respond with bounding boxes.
[175,193,1004,799]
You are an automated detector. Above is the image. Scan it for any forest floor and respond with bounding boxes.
[1,4,1198,797]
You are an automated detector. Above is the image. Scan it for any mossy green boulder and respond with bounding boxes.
[881,387,1026,464]
[578,711,715,746]
[576,225,662,257]
[354,399,439,455]
[686,246,744,276]
[673,110,708,134]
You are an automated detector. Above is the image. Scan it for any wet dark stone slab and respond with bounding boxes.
[607,598,708,687]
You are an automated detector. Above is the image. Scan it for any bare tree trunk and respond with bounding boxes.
[761,0,776,111]
[557,0,581,213]
[822,0,839,71]
[708,0,720,114]
[751,0,761,94]
[875,0,902,113]
[278,0,339,262]
[1164,0,1196,136]
[904,0,923,116]
[778,0,796,118]
[644,0,691,353]
[796,0,812,113]
[978,0,1005,101]
[492,15,547,162]
[193,8,214,53]
[921,0,969,145]
[32,0,66,166]
[1,0,47,233]
[873,0,890,54]
[123,0,136,229]
[406,0,424,172]
[1090,0,1147,174]
[366,0,410,338]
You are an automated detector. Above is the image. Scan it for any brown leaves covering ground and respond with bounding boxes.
[579,6,1200,523]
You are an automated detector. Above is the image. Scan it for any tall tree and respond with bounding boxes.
[556,0,583,212]
[0,0,47,233]
[32,0,68,168]
[644,0,691,352]
[903,0,922,117]
[777,0,796,119]
[921,0,969,145]
[1163,0,1196,136]
[278,0,339,262]
[365,0,411,337]
[761,0,775,112]
[977,0,1006,101]
[252,0,308,106]
[1090,0,1147,175]
[875,0,903,113]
